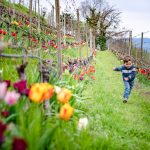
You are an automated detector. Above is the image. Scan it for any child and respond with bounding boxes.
[113,56,137,103]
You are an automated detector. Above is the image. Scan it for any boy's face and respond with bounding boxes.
[124,61,133,68]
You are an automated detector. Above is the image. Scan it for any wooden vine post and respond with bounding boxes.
[128,31,132,56]
[77,9,81,62]
[29,0,32,47]
[55,0,62,78]
[85,23,89,60]
[140,32,143,60]
[90,28,93,56]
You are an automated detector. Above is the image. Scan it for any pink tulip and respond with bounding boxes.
[47,41,51,45]
[4,91,20,106]
[0,82,7,99]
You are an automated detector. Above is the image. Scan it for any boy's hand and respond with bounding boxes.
[124,77,129,81]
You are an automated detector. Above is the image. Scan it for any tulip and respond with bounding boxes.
[73,74,79,80]
[0,82,7,99]
[4,91,20,106]
[12,32,17,37]
[1,110,9,118]
[90,76,95,80]
[28,83,54,103]
[0,29,3,34]
[80,72,85,76]
[55,86,61,94]
[3,80,11,88]
[79,76,84,81]
[25,21,29,26]
[57,88,72,104]
[13,80,29,95]
[78,117,88,130]
[40,83,54,101]
[12,137,27,150]
[139,69,145,74]
[0,121,7,145]
[3,31,7,35]
[59,103,74,121]
[28,83,43,103]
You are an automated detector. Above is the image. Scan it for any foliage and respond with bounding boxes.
[137,73,150,86]
[96,34,107,51]
[0,0,150,149]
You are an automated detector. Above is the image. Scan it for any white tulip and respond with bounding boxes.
[55,86,61,93]
[78,117,88,130]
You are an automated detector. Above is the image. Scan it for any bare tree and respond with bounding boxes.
[80,0,121,50]
[98,6,121,50]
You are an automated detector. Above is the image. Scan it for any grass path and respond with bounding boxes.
[80,51,150,149]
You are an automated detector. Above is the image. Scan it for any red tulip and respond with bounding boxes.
[25,21,29,26]
[12,32,17,37]
[140,69,145,74]
[0,29,3,34]
[3,31,7,35]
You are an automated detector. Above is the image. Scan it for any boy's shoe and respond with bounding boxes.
[123,98,128,103]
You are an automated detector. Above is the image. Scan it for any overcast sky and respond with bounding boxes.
[106,0,150,38]
[20,0,150,37]
[41,0,150,37]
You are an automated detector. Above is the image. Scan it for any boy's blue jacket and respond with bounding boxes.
[114,65,136,81]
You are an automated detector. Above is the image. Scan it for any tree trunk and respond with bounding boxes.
[90,28,93,56]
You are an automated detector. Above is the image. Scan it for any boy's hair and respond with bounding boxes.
[123,56,132,63]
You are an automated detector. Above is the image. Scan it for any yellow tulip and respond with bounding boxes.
[57,88,72,104]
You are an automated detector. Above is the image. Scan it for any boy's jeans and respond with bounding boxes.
[123,80,134,100]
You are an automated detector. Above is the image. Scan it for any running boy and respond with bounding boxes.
[113,56,137,103]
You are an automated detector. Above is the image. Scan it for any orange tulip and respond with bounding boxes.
[40,83,54,100]
[28,83,43,103]
[73,74,79,80]
[59,103,74,121]
[90,76,95,80]
[80,72,85,76]
[28,83,54,103]
[57,88,72,104]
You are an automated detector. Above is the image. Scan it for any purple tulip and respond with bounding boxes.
[3,80,11,88]
[13,80,29,96]
[1,110,10,118]
[0,121,7,145]
[12,137,27,150]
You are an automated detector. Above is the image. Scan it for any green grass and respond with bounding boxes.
[77,50,150,149]
[1,48,150,149]
[63,45,90,60]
